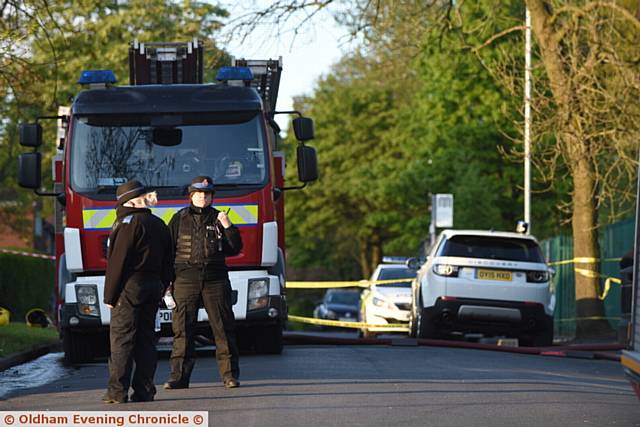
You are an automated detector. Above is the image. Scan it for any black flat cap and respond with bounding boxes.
[116,180,148,205]
[188,175,215,194]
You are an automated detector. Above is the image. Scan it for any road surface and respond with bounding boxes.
[1,341,638,426]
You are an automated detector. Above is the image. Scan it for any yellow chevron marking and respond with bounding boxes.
[82,210,97,227]
[83,205,258,229]
[96,210,117,229]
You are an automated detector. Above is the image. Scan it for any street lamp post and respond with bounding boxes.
[524,7,532,232]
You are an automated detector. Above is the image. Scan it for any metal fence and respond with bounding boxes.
[542,217,634,339]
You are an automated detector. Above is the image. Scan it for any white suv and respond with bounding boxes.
[359,263,417,338]
[409,230,555,346]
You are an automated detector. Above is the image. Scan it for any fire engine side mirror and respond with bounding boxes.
[18,152,42,189]
[292,117,314,141]
[20,124,43,148]
[297,145,318,182]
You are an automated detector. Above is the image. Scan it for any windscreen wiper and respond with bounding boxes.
[213,183,261,189]
[95,185,118,194]
[152,185,186,196]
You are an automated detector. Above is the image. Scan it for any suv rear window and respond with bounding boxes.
[439,235,544,263]
[377,268,416,288]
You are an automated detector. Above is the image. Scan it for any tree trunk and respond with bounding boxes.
[527,0,612,339]
[571,155,612,338]
[370,241,382,278]
[358,237,372,279]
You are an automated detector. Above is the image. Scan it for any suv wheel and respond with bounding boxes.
[408,310,418,338]
[417,309,438,339]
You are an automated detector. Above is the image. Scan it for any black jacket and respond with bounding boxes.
[104,206,174,305]
[169,205,243,282]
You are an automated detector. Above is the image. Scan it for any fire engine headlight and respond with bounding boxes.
[247,278,269,311]
[76,285,100,317]
[77,285,97,305]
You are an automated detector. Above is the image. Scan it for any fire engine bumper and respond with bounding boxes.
[156,294,287,336]
[59,303,105,330]
[239,294,287,326]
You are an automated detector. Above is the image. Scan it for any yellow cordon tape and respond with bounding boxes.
[573,268,622,301]
[548,257,622,266]
[548,256,624,301]
[287,278,413,289]
[556,315,621,323]
[286,279,413,330]
[288,315,409,331]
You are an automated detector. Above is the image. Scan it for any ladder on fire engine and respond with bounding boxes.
[129,39,203,85]
[233,58,282,112]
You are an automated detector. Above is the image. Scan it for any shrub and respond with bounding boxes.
[0,253,55,323]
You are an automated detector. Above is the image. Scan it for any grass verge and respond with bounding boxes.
[0,322,59,358]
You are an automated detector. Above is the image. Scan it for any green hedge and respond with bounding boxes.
[0,253,55,323]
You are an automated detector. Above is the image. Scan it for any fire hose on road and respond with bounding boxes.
[285,278,625,362]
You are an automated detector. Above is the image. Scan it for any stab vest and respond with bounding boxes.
[174,207,222,265]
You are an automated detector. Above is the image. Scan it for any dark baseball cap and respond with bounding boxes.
[116,180,149,205]
[188,175,215,194]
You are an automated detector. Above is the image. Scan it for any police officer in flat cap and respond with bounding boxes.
[102,180,173,403]
[164,176,243,390]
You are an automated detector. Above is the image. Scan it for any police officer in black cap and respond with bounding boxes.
[102,180,173,403]
[164,176,243,390]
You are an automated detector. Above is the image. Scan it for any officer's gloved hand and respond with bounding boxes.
[217,211,232,228]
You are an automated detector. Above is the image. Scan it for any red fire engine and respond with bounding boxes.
[17,39,318,363]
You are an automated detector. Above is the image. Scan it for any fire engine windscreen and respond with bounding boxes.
[70,112,267,196]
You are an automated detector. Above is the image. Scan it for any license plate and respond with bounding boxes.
[157,309,173,323]
[477,269,512,281]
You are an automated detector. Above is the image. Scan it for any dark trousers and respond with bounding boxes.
[168,278,239,385]
[107,277,163,400]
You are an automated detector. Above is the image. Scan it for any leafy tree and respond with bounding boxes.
[285,55,403,279]
[522,0,640,337]
[0,0,229,239]
[240,0,640,339]
[283,12,562,278]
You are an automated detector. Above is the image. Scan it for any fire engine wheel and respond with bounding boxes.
[63,330,94,364]
[254,324,283,354]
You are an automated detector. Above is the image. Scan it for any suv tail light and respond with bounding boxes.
[433,264,459,277]
[526,270,550,283]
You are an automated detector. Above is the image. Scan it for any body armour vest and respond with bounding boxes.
[174,207,222,265]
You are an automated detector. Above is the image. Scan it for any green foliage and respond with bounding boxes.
[284,55,407,278]
[0,322,59,358]
[281,1,575,279]
[284,26,564,279]
[0,253,55,322]
[0,0,230,235]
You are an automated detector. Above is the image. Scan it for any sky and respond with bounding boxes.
[222,2,354,132]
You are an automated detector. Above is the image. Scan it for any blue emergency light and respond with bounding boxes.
[78,69,117,85]
[216,66,253,82]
